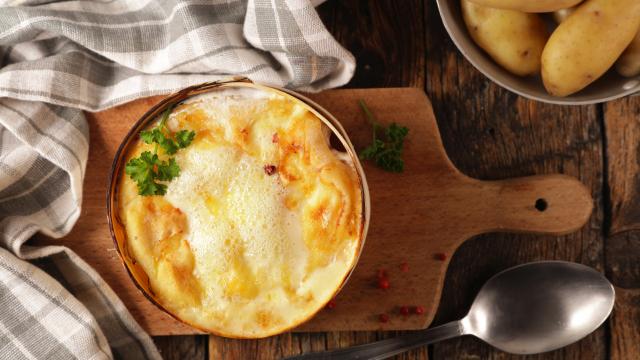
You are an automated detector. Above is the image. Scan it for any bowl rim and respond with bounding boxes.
[105,77,371,338]
[435,0,640,105]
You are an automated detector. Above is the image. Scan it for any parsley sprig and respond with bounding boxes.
[125,106,195,196]
[358,100,409,173]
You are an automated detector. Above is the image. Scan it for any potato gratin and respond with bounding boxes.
[118,87,363,338]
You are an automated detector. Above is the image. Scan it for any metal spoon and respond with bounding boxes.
[285,261,615,360]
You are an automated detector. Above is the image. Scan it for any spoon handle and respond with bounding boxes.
[284,321,464,360]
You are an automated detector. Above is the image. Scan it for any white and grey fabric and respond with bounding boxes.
[0,0,354,359]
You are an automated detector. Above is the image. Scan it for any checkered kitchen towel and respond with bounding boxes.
[0,0,354,359]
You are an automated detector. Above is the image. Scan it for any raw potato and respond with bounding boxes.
[467,0,583,13]
[552,7,576,24]
[616,31,640,77]
[541,0,640,97]
[461,0,548,76]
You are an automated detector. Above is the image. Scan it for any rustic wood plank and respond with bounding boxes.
[604,96,640,235]
[317,0,426,89]
[609,286,640,360]
[153,335,208,360]
[208,1,428,358]
[603,95,640,360]
[205,333,410,359]
[424,1,606,359]
[604,229,640,289]
[208,331,429,360]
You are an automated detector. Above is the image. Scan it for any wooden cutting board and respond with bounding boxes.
[37,87,593,335]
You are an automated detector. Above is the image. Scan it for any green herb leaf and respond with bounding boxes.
[139,129,156,144]
[158,106,172,128]
[126,104,195,196]
[358,100,409,173]
[125,151,166,196]
[125,151,155,184]
[156,158,180,181]
[175,130,196,148]
[143,181,167,196]
[158,135,179,155]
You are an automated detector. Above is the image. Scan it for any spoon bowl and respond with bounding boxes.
[287,261,615,360]
[464,261,615,354]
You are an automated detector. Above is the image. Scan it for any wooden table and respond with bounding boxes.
[151,1,640,359]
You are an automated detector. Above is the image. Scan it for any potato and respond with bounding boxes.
[616,30,640,77]
[552,7,576,24]
[541,0,640,97]
[467,0,583,13]
[461,0,548,76]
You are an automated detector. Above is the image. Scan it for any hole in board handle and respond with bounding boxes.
[535,198,548,212]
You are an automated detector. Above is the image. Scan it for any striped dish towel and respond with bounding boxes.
[0,1,354,359]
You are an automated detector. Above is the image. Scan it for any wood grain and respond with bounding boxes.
[209,331,427,360]
[604,97,640,235]
[609,287,640,360]
[317,0,425,89]
[603,96,640,360]
[154,335,208,360]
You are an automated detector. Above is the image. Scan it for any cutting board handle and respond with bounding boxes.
[466,174,593,236]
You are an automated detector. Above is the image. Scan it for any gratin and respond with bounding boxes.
[117,86,363,338]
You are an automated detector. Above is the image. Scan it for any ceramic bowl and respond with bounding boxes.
[436,0,640,105]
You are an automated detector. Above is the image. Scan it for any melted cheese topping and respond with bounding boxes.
[118,87,362,338]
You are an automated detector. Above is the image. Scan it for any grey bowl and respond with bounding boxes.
[436,0,640,105]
